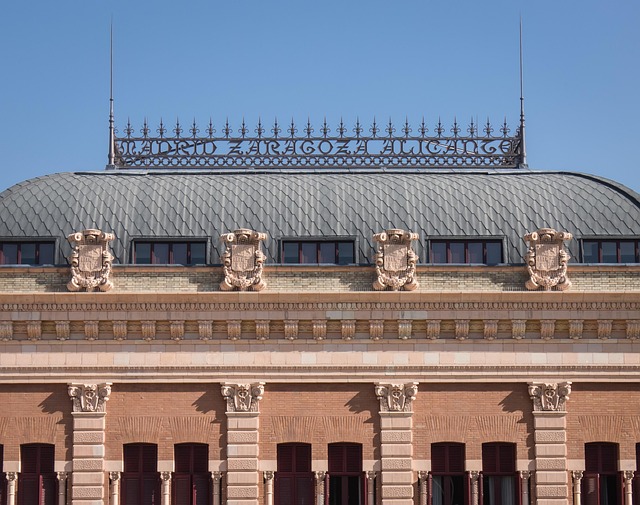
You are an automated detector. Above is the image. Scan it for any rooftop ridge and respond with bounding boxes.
[110,117,525,171]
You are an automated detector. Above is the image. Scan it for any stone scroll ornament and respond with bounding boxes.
[375,383,418,412]
[68,383,112,413]
[221,383,265,412]
[67,229,115,292]
[372,229,419,291]
[220,228,267,291]
[524,228,572,291]
[528,382,571,412]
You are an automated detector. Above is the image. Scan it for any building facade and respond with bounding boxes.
[0,119,639,505]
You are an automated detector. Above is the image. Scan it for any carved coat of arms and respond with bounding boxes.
[372,229,419,291]
[67,229,115,292]
[220,228,267,291]
[524,228,572,291]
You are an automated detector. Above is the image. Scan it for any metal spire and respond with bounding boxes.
[518,16,528,168]
[107,20,116,169]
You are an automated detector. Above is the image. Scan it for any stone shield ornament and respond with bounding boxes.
[524,228,572,291]
[372,229,419,291]
[220,229,267,291]
[67,229,115,292]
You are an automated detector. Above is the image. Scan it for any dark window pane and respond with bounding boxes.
[583,241,599,263]
[486,242,502,264]
[172,243,188,265]
[190,243,206,264]
[620,242,636,263]
[318,242,335,263]
[301,243,316,263]
[20,243,36,264]
[39,243,55,264]
[152,243,169,264]
[283,242,298,263]
[0,243,18,264]
[468,242,483,263]
[431,242,447,263]
[449,242,465,263]
[601,242,617,263]
[135,243,151,264]
[338,242,354,265]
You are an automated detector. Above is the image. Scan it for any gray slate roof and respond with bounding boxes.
[1,170,639,265]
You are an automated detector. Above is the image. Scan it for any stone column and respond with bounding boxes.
[375,383,418,505]
[571,471,583,505]
[314,471,326,505]
[222,383,265,505]
[520,470,531,505]
[470,471,480,505]
[367,471,376,505]
[264,471,274,505]
[161,472,171,505]
[528,383,571,505]
[68,383,112,505]
[624,471,634,505]
[109,472,121,505]
[57,472,68,505]
[418,471,428,505]
[6,472,17,505]
[212,471,222,505]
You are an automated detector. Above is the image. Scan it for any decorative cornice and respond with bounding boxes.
[528,382,571,412]
[68,383,112,413]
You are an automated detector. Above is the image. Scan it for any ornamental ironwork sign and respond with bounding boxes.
[111,117,525,169]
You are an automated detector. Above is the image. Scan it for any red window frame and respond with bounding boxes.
[275,443,314,505]
[583,443,622,505]
[18,444,57,505]
[481,443,519,505]
[430,443,468,505]
[173,443,211,505]
[327,443,366,505]
[121,443,160,505]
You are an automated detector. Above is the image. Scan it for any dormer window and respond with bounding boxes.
[282,240,355,265]
[429,239,502,265]
[583,239,639,263]
[0,241,55,265]
[133,241,206,265]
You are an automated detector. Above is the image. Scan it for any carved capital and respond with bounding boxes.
[198,321,213,341]
[375,382,418,412]
[221,382,265,413]
[483,320,498,340]
[528,382,571,412]
[220,228,267,292]
[369,320,384,341]
[84,321,99,341]
[112,321,127,341]
[256,320,270,341]
[314,471,326,483]
[68,383,112,413]
[524,228,572,291]
[161,471,172,483]
[341,320,356,341]
[372,229,419,291]
[540,320,555,340]
[264,471,274,481]
[455,320,470,341]
[624,470,635,484]
[512,319,527,340]
[627,320,640,340]
[211,471,222,484]
[427,320,441,340]
[312,320,327,341]
[569,319,583,340]
[170,321,185,342]
[597,320,612,340]
[284,320,298,341]
[0,321,12,342]
[227,320,241,341]
[519,470,531,481]
[55,321,70,341]
[6,472,17,483]
[141,321,156,342]
[67,229,115,292]
[110,471,121,483]
[57,471,68,482]
[572,470,584,483]
[398,320,412,340]
[27,321,41,341]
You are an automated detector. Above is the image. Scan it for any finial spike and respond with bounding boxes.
[519,15,528,167]
[107,19,116,168]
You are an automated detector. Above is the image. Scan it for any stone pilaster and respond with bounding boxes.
[68,383,111,505]
[528,382,571,505]
[222,383,264,505]
[375,382,418,505]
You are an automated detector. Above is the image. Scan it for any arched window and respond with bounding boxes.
[18,444,56,505]
[583,443,621,505]
[275,443,313,505]
[122,443,160,505]
[431,443,468,505]
[481,443,517,505]
[328,443,366,505]
[173,443,210,505]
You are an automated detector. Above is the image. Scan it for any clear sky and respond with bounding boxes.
[0,1,638,192]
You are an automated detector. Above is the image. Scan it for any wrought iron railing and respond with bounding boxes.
[111,117,525,169]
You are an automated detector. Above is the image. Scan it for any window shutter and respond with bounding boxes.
[193,474,211,505]
[482,445,498,474]
[278,445,294,474]
[39,446,55,474]
[432,444,447,474]
[345,444,362,473]
[433,443,465,474]
[175,445,191,474]
[123,445,140,473]
[20,445,39,474]
[582,474,599,505]
[192,445,209,474]
[586,443,618,473]
[142,445,158,473]
[498,444,515,474]
[41,474,58,505]
[121,474,140,505]
[172,474,191,505]
[295,445,311,473]
[328,444,343,473]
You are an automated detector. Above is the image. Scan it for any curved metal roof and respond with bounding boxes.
[0,170,639,265]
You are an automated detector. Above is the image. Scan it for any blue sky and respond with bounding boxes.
[0,1,638,192]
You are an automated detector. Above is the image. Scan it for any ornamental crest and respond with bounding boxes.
[528,382,571,412]
[221,382,265,412]
[524,228,572,291]
[372,229,419,291]
[375,382,418,412]
[67,229,115,292]
[68,383,112,413]
[220,229,267,291]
